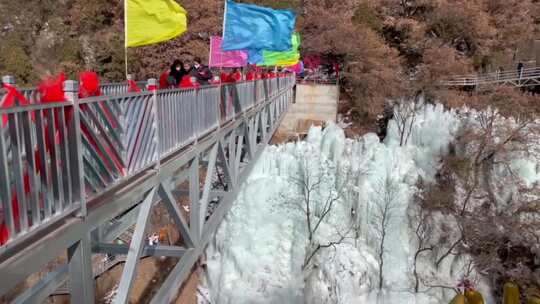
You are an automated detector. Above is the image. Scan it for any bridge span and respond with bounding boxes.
[0,75,295,303]
[443,67,540,87]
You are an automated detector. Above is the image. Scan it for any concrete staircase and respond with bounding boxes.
[277,84,339,136]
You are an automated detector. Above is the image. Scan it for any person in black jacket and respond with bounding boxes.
[517,62,524,78]
[169,60,186,86]
[191,57,213,85]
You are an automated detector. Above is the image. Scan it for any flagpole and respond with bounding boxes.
[124,49,129,79]
[209,36,214,67]
[124,0,129,79]
[221,1,227,80]
[219,44,223,77]
[222,0,228,39]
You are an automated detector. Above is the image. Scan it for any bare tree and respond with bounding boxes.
[416,104,540,302]
[408,188,433,293]
[283,157,360,270]
[393,93,422,146]
[371,177,400,290]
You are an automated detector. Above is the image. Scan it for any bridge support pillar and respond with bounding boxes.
[67,233,95,304]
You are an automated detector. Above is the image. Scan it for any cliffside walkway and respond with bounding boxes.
[0,75,295,303]
[443,67,540,88]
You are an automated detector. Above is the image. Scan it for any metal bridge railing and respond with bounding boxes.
[100,81,147,96]
[0,76,147,104]
[236,81,257,111]
[0,100,83,240]
[296,77,339,85]
[0,76,295,247]
[444,67,540,87]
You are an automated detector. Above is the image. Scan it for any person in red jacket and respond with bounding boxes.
[230,68,243,82]
[246,69,256,81]
[79,71,101,98]
[180,75,200,88]
[220,71,233,84]
[159,71,170,89]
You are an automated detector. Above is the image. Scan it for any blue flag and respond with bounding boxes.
[222,0,296,52]
[248,49,263,64]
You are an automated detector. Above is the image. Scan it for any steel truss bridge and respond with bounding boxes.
[0,75,295,303]
[443,67,540,87]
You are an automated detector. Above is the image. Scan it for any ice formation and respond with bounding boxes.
[201,103,496,304]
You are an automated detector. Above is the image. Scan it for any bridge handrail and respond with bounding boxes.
[0,79,148,104]
[0,75,296,249]
[444,67,540,86]
[448,67,540,79]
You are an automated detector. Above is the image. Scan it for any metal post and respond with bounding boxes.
[2,75,15,86]
[147,78,161,169]
[189,156,200,242]
[64,80,87,216]
[146,78,157,91]
[67,234,95,304]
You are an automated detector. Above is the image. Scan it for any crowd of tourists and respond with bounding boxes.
[159,57,294,89]
[0,57,295,111]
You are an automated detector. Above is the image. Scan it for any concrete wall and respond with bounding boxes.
[277,84,339,136]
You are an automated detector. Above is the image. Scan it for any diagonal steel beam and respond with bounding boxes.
[114,187,156,304]
[217,140,234,189]
[228,128,236,169]
[189,156,200,242]
[200,143,219,231]
[258,108,267,142]
[243,120,255,159]
[234,132,244,182]
[157,182,195,248]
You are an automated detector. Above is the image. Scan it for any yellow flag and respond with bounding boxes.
[126,0,187,47]
[275,57,300,67]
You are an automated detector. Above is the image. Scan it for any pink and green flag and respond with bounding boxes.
[209,36,248,68]
[257,33,300,66]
